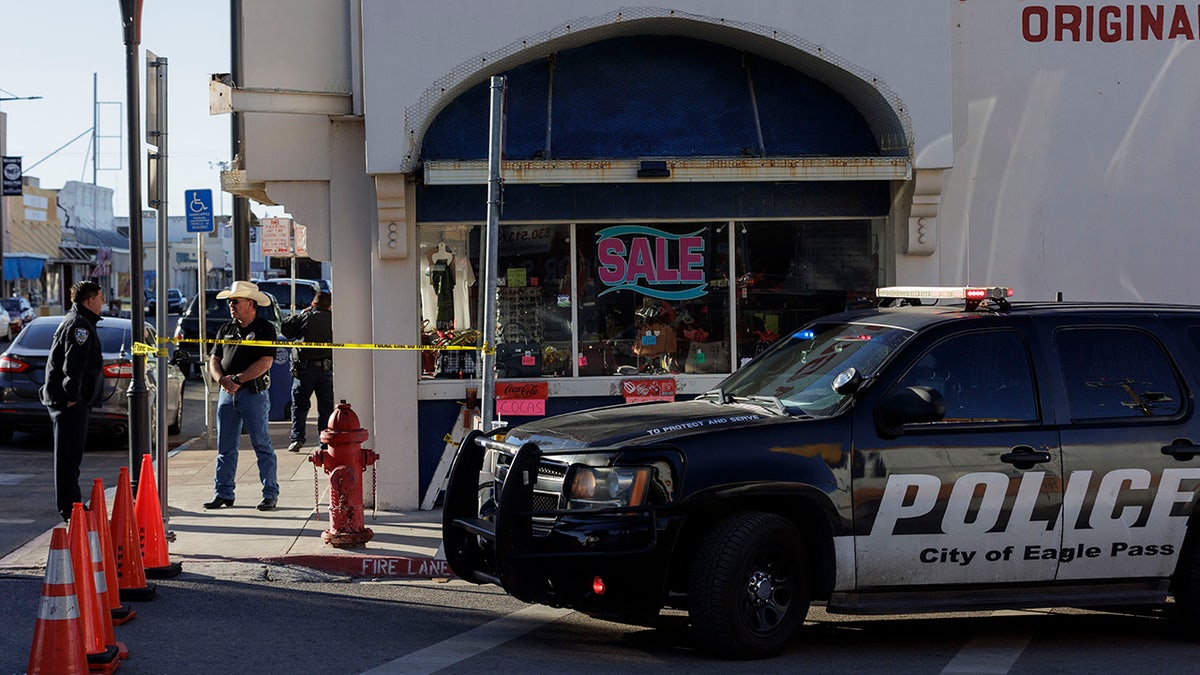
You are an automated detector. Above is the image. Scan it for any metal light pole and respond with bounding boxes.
[479,76,506,432]
[119,0,152,483]
[147,51,170,526]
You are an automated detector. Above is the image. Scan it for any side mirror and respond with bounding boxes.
[875,385,946,436]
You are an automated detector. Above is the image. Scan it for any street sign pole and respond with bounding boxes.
[147,51,171,533]
[119,0,152,490]
[184,188,217,445]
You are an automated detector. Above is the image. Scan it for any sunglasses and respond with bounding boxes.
[227,298,243,306]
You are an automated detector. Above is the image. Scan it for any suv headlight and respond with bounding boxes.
[566,465,652,510]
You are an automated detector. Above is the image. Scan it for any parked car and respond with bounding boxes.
[171,289,284,379]
[167,288,185,314]
[1,297,36,337]
[144,287,186,315]
[256,278,322,317]
[444,285,1200,659]
[0,316,185,445]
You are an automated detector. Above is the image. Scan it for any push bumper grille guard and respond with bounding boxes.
[442,429,661,596]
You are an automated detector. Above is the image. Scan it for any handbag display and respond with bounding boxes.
[496,342,542,378]
[434,349,480,379]
[685,341,730,374]
[577,341,613,376]
[433,328,482,379]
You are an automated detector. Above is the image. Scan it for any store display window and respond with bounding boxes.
[576,222,730,376]
[417,219,881,380]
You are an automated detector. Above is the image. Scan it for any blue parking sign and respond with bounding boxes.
[185,189,214,233]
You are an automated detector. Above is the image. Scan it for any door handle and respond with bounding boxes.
[1000,446,1053,470]
[1161,438,1199,461]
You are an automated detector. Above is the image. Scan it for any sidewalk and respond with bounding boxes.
[0,420,453,581]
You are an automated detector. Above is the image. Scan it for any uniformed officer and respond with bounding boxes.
[205,280,279,511]
[40,280,105,522]
[281,291,334,452]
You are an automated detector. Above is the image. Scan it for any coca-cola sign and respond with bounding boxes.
[495,382,548,399]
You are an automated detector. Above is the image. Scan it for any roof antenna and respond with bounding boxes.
[1056,291,1063,302]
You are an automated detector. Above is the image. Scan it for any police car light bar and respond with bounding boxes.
[876,286,1013,301]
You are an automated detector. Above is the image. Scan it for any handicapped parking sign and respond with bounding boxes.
[185,189,214,233]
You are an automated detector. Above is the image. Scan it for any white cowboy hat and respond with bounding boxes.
[216,280,272,307]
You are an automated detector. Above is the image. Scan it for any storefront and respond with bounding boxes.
[228,1,1200,507]
[405,26,920,494]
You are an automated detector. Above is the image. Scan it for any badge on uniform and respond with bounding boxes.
[74,328,89,345]
[245,332,255,341]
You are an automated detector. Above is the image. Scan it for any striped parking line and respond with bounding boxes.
[361,605,574,674]
[940,610,1038,674]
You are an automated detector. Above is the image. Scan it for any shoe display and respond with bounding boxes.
[287,440,304,453]
[203,497,235,509]
[257,497,278,511]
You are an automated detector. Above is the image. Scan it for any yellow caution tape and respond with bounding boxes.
[159,336,494,354]
[132,341,169,357]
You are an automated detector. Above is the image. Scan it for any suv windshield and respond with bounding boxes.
[716,321,915,417]
[258,281,316,310]
[1,299,20,311]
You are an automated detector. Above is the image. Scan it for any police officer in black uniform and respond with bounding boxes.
[41,280,105,522]
[281,291,334,452]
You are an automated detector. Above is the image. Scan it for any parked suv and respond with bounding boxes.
[171,289,283,379]
[256,278,321,317]
[443,286,1200,658]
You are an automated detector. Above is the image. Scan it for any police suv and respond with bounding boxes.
[442,287,1200,658]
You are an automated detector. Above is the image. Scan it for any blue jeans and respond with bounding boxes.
[214,388,278,501]
[290,362,335,445]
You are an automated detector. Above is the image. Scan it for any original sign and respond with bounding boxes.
[622,377,676,404]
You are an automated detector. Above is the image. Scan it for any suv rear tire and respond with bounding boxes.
[688,511,810,659]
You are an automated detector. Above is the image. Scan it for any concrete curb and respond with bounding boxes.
[260,553,456,580]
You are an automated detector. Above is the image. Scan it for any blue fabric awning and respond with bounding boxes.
[3,254,47,281]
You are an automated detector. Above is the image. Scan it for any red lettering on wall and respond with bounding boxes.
[1021,4,1200,42]
[1169,4,1195,38]
[1099,5,1121,42]
[1023,6,1050,41]
[1143,5,1164,38]
[1056,5,1084,40]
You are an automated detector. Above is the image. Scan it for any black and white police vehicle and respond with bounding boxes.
[443,287,1200,658]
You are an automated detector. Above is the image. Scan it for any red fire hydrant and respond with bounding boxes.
[310,400,380,548]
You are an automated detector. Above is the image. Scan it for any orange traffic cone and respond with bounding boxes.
[68,503,120,674]
[110,467,156,602]
[87,510,129,661]
[27,526,87,675]
[89,479,135,625]
[134,453,182,578]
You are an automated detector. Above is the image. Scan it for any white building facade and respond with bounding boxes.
[226,1,1200,508]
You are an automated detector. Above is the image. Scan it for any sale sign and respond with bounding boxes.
[621,378,676,404]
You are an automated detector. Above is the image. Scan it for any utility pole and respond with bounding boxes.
[230,0,250,279]
[119,0,151,484]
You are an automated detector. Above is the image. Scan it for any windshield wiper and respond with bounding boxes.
[700,388,728,404]
[731,395,788,415]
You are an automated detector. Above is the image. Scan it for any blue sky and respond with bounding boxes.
[1,3,262,219]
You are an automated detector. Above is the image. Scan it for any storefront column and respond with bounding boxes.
[371,171,421,509]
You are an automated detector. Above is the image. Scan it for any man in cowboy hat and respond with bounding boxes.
[204,280,280,511]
